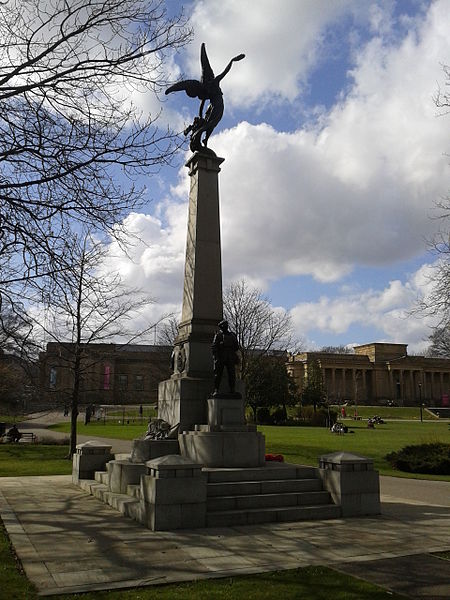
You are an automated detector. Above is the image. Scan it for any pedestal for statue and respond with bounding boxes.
[179,395,265,468]
[158,152,225,431]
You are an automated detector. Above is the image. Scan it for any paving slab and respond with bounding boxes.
[1,474,450,596]
[335,554,450,599]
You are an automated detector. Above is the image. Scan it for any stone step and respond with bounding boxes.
[127,484,141,499]
[115,453,132,461]
[204,464,316,483]
[207,490,331,512]
[79,479,142,520]
[207,478,322,497]
[206,503,342,528]
[94,471,108,485]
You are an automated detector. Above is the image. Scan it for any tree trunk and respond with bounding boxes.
[68,350,81,458]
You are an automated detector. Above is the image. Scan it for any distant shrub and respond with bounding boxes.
[294,406,337,427]
[386,443,450,475]
[256,407,272,424]
[271,406,287,424]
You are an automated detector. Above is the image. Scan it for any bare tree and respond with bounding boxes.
[0,0,191,314]
[223,280,301,378]
[157,315,179,346]
[320,345,354,354]
[31,231,160,456]
[420,65,450,329]
[426,327,450,358]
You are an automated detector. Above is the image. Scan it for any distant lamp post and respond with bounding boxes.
[418,382,423,423]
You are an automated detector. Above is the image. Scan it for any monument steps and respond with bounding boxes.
[206,504,341,528]
[207,490,331,512]
[204,463,340,527]
[94,470,109,485]
[127,484,141,499]
[204,464,316,482]
[207,477,322,497]
[80,478,142,519]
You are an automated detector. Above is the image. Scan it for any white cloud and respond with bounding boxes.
[186,0,355,107]
[196,0,450,285]
[289,265,440,353]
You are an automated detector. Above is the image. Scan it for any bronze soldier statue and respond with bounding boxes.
[212,320,240,395]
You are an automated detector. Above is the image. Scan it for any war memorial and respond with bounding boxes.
[73,44,380,531]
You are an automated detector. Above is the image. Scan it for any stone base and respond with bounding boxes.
[207,395,246,431]
[319,451,380,517]
[158,375,212,431]
[72,441,113,483]
[179,430,265,468]
[130,439,180,463]
[142,455,206,530]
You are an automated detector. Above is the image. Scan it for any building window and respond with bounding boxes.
[103,365,111,390]
[135,375,144,391]
[49,367,57,388]
[118,374,128,390]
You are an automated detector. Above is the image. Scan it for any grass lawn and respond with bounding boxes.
[49,418,450,479]
[261,420,450,480]
[49,420,147,440]
[0,444,72,477]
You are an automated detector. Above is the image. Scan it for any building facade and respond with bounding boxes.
[287,343,450,406]
[39,343,172,408]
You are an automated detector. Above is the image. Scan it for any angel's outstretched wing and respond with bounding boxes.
[200,43,215,82]
[165,79,205,99]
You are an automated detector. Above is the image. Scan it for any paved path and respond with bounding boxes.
[17,411,134,454]
[1,474,449,597]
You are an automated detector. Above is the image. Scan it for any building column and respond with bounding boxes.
[351,368,357,402]
[361,369,367,402]
[388,368,394,401]
[331,368,336,401]
[409,370,414,403]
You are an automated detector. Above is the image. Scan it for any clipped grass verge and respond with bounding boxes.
[0,444,72,477]
[0,521,37,599]
[49,420,146,440]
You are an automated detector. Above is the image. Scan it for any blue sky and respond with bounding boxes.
[106,0,449,353]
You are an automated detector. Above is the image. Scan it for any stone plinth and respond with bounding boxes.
[179,430,265,468]
[130,438,180,463]
[319,451,380,517]
[207,395,246,431]
[141,455,206,530]
[158,376,212,432]
[72,441,113,483]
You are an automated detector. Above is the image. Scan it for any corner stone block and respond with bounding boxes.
[319,451,380,517]
[72,441,113,483]
[140,474,207,505]
[141,454,206,530]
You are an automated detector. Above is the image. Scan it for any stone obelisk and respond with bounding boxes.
[158,152,225,430]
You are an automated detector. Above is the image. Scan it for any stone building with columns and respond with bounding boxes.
[39,343,172,409]
[287,343,450,406]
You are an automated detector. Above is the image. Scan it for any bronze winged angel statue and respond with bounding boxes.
[165,43,245,154]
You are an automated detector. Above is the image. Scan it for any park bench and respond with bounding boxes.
[19,432,37,443]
